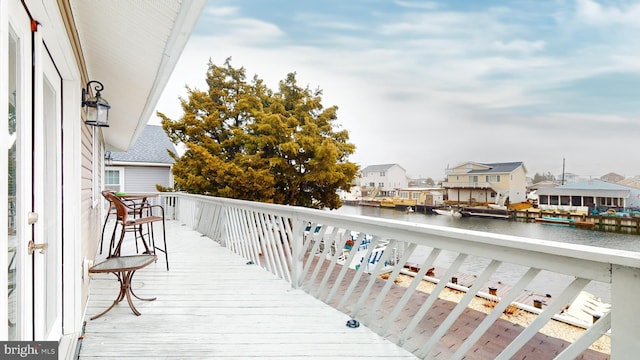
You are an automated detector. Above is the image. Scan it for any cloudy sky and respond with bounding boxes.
[153,0,640,181]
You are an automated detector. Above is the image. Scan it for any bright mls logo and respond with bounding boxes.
[1,342,57,359]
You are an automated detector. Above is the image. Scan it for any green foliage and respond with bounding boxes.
[155,184,174,192]
[158,58,358,209]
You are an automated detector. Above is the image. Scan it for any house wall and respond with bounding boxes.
[123,165,172,192]
[360,164,408,193]
[508,166,527,203]
[80,125,101,314]
[445,163,528,204]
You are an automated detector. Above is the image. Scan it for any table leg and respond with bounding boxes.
[90,272,126,320]
[90,270,156,320]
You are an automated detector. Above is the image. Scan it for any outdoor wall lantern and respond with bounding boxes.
[104,151,113,166]
[82,80,110,127]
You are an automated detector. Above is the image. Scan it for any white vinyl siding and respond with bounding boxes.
[123,166,172,193]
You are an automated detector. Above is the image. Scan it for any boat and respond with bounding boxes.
[334,232,394,273]
[535,216,595,229]
[433,207,462,217]
[461,210,510,219]
[535,216,575,226]
[459,207,510,219]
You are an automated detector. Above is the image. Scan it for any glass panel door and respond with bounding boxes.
[6,0,32,340]
[33,53,63,340]
[7,25,19,341]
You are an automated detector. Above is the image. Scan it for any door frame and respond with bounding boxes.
[33,45,64,341]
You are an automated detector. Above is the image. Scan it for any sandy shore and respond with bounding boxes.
[387,273,611,354]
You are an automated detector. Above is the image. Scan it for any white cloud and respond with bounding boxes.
[154,1,640,179]
[575,0,640,27]
[394,1,440,10]
[492,39,546,54]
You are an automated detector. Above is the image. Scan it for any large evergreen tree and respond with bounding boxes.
[158,58,358,209]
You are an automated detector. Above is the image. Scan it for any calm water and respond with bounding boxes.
[332,205,640,303]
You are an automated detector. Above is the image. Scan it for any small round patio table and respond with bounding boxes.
[89,254,157,320]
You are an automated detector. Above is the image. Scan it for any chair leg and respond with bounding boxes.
[137,224,151,254]
[99,212,112,254]
[161,218,168,271]
[111,227,127,258]
[150,219,169,271]
[108,222,118,255]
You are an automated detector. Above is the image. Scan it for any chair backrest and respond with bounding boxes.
[104,191,131,224]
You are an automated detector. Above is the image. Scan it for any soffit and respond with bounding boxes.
[69,0,205,151]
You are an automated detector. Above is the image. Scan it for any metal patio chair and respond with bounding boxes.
[104,191,169,271]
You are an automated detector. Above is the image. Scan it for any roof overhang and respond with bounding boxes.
[70,0,206,151]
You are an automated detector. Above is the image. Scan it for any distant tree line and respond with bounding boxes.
[532,172,557,184]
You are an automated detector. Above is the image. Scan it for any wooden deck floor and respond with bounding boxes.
[78,220,417,359]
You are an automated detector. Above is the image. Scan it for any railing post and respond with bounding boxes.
[290,216,304,289]
[220,204,229,247]
[611,264,640,358]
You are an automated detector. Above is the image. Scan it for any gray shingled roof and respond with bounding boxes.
[361,163,405,173]
[111,125,176,164]
[467,162,524,174]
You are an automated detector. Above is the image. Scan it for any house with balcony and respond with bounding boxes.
[105,125,176,193]
[443,161,527,205]
[359,163,408,198]
[2,0,205,355]
[4,2,640,359]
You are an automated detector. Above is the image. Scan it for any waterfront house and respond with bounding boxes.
[557,171,582,184]
[105,125,176,193]
[2,0,205,354]
[393,187,445,209]
[443,161,527,205]
[536,179,640,214]
[601,172,625,184]
[359,163,409,198]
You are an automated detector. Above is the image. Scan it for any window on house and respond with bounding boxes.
[380,171,386,176]
[412,192,420,200]
[583,196,594,207]
[104,168,123,192]
[399,192,408,199]
[369,182,375,187]
[378,182,384,188]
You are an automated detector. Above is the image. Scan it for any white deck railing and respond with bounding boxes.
[156,192,640,359]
